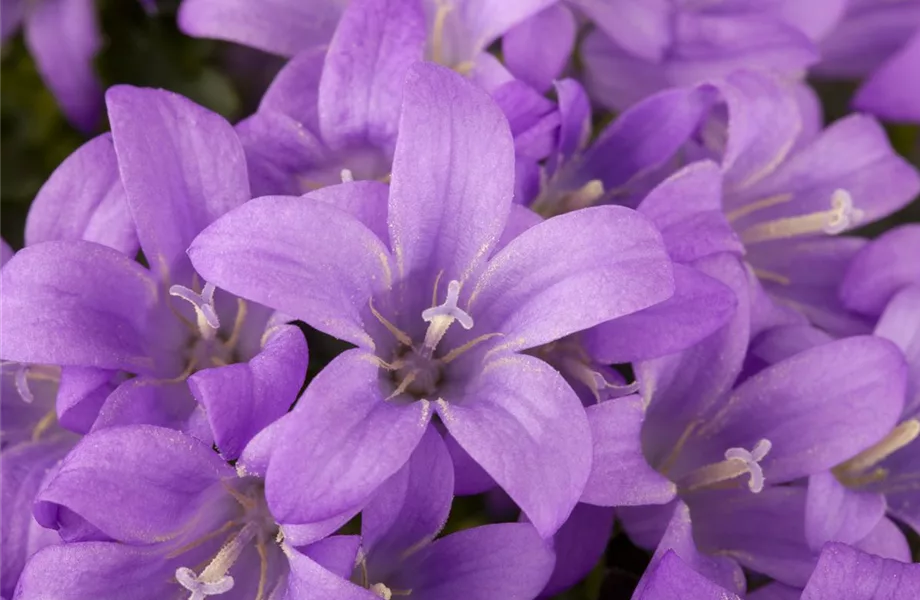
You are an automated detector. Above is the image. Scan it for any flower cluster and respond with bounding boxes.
[2,1,920,599]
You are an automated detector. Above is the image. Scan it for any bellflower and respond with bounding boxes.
[14,425,371,600]
[0,86,307,459]
[578,0,825,110]
[239,0,559,199]
[593,254,909,586]
[179,0,555,70]
[532,70,920,335]
[187,63,676,538]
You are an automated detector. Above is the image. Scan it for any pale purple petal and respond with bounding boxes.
[90,380,209,444]
[265,349,431,527]
[34,425,232,544]
[581,396,677,507]
[56,366,121,434]
[363,427,452,579]
[779,0,846,41]
[801,542,920,600]
[188,194,392,348]
[840,224,920,318]
[23,0,102,132]
[390,523,554,600]
[188,324,308,460]
[633,550,741,600]
[874,284,920,416]
[854,30,920,123]
[584,263,737,364]
[503,4,576,92]
[319,0,425,155]
[0,241,159,371]
[855,517,912,563]
[12,542,177,600]
[574,0,670,60]
[106,85,250,276]
[256,48,325,130]
[388,62,514,287]
[439,353,591,538]
[637,161,743,263]
[805,471,886,552]
[178,0,345,57]
[469,205,673,351]
[25,134,137,256]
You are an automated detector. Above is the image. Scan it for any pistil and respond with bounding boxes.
[677,439,772,493]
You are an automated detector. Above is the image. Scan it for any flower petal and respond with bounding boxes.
[853,29,920,123]
[178,0,344,57]
[189,324,308,460]
[265,349,431,527]
[469,205,673,351]
[319,0,425,155]
[363,427,453,579]
[581,396,676,507]
[503,4,576,92]
[34,425,232,544]
[633,550,741,600]
[840,224,920,318]
[388,62,514,287]
[188,194,392,348]
[391,522,554,600]
[801,542,920,600]
[23,0,102,132]
[637,161,743,263]
[541,503,614,596]
[805,471,886,552]
[584,262,737,364]
[25,134,137,256]
[0,241,159,371]
[439,353,591,537]
[106,85,250,276]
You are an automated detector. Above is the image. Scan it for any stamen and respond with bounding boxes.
[725,193,792,223]
[369,297,414,347]
[439,332,502,364]
[176,521,258,599]
[222,299,248,352]
[31,410,57,442]
[751,268,791,285]
[834,420,920,486]
[170,282,221,339]
[738,189,862,244]
[677,439,772,493]
[420,280,473,358]
[430,1,454,66]
[15,365,34,403]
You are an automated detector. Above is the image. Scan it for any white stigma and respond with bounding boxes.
[420,280,473,358]
[340,168,355,183]
[15,365,34,403]
[823,189,858,234]
[677,438,772,494]
[170,282,220,339]
[176,567,234,600]
[175,521,258,599]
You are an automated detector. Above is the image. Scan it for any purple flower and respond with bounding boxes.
[594,255,910,585]
[238,0,560,199]
[14,425,370,600]
[0,87,307,458]
[578,0,823,110]
[531,71,920,335]
[179,0,554,71]
[187,62,676,538]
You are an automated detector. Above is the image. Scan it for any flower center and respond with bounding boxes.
[174,480,278,600]
[167,280,248,379]
[676,439,772,494]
